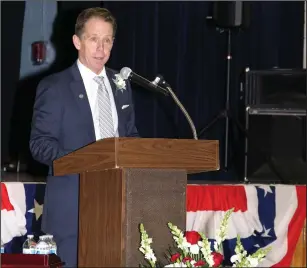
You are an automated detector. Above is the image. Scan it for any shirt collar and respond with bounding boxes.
[77,59,107,81]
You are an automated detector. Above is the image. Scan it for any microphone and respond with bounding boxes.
[119,67,169,96]
[153,74,171,89]
[120,67,198,140]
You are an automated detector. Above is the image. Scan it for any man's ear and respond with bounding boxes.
[72,34,81,50]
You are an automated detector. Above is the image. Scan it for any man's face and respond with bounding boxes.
[73,17,114,74]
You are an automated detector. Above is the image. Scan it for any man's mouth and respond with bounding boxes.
[94,57,104,60]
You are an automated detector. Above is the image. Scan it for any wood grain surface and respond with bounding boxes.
[53,138,219,176]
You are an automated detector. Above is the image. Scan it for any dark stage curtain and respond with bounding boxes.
[102,1,304,181]
[1,1,25,165]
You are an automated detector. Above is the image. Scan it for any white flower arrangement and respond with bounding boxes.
[230,236,270,268]
[139,208,271,268]
[112,73,126,92]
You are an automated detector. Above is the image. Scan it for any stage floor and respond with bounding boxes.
[1,171,46,183]
[1,171,240,184]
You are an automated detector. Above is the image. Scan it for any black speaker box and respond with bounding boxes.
[244,69,306,109]
[244,107,306,184]
[212,1,251,29]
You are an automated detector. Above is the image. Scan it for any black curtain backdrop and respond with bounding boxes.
[2,1,304,181]
[101,1,304,181]
[1,1,25,164]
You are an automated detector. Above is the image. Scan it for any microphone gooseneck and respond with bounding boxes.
[165,86,198,140]
[119,67,198,140]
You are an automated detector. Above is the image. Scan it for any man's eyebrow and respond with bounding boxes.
[85,34,113,38]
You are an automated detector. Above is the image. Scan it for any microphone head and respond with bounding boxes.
[120,67,132,80]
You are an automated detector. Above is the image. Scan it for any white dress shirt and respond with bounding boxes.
[77,60,119,140]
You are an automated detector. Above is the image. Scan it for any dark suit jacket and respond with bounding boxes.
[30,62,138,237]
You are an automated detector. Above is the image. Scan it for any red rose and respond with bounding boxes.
[182,257,193,263]
[212,252,224,267]
[170,253,181,262]
[194,260,206,267]
[185,231,201,244]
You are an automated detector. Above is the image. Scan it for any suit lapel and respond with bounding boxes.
[106,68,119,103]
[69,63,95,139]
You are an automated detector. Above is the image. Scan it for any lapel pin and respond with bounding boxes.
[79,94,84,99]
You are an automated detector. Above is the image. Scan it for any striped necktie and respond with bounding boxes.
[93,76,114,139]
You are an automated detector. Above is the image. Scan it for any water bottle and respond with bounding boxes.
[35,236,50,254]
[44,235,52,253]
[48,235,57,254]
[22,235,36,254]
[1,242,4,253]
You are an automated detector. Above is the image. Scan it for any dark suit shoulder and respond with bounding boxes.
[38,66,73,88]
[106,66,119,76]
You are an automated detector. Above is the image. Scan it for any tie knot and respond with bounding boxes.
[93,76,104,85]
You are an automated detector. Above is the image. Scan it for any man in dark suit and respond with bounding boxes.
[30,7,138,267]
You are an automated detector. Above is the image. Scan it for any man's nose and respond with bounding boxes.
[96,40,105,51]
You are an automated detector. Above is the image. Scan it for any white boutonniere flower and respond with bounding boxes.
[112,74,126,93]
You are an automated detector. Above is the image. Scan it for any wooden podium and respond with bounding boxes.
[53,138,219,267]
